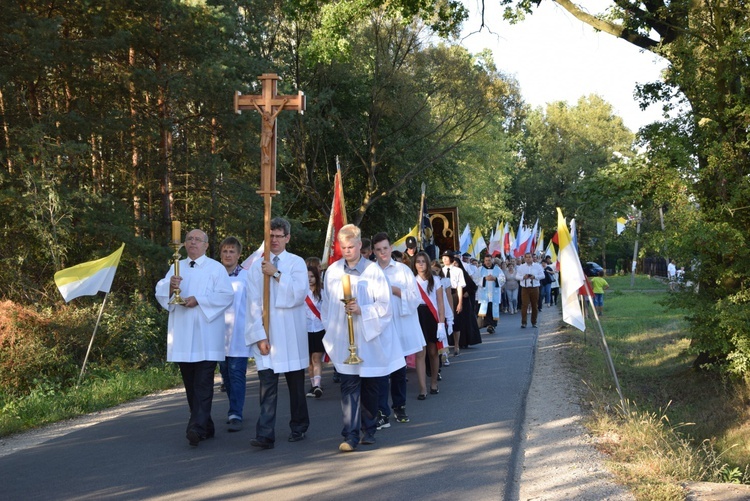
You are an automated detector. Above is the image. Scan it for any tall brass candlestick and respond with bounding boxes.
[168,222,186,305]
[341,274,363,365]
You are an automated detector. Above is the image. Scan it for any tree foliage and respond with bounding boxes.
[0,0,524,391]
[500,0,750,375]
[510,95,635,266]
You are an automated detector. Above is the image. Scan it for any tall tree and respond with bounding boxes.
[511,95,634,264]
[286,10,523,238]
[498,0,750,375]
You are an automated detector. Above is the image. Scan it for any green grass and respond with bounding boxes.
[565,278,750,498]
[0,365,182,437]
[605,273,669,291]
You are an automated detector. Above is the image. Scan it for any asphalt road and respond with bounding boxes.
[2,319,538,501]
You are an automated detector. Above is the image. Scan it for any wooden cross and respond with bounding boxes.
[234,73,305,335]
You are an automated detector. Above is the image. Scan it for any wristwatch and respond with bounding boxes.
[272,270,281,279]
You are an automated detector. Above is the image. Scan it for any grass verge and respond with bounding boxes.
[567,274,750,500]
[0,364,182,437]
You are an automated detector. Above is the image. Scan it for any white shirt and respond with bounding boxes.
[321,257,405,377]
[442,265,466,290]
[225,268,252,358]
[155,255,234,362]
[381,259,426,356]
[245,250,309,373]
[415,275,441,311]
[306,290,325,333]
[515,262,545,288]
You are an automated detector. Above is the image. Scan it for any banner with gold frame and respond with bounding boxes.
[429,207,459,254]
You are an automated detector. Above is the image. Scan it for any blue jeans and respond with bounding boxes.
[219,356,248,421]
[256,369,309,443]
[377,368,406,416]
[541,284,552,305]
[505,288,518,311]
[340,373,380,445]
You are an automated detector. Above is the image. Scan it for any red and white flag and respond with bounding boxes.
[488,220,503,256]
[322,164,347,267]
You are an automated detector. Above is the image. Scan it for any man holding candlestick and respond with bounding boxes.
[321,224,405,452]
[156,228,234,447]
[245,217,310,449]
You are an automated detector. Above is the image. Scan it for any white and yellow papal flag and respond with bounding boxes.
[393,225,418,253]
[616,217,627,235]
[54,243,125,303]
[556,208,586,331]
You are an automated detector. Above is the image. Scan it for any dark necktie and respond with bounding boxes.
[189,261,196,268]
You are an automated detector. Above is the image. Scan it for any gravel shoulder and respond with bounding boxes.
[517,308,634,501]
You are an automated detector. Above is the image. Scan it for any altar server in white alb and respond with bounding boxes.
[322,224,405,452]
[477,253,505,334]
[155,228,234,447]
[217,236,252,432]
[372,232,424,427]
[245,217,310,450]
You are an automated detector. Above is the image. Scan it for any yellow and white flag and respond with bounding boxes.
[616,217,627,235]
[393,226,418,252]
[556,209,586,331]
[545,241,558,269]
[54,243,125,303]
[470,227,487,259]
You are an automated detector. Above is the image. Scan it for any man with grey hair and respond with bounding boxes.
[156,228,234,446]
[245,217,310,449]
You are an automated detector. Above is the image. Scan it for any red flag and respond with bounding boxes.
[322,167,347,267]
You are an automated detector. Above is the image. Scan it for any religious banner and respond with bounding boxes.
[429,207,460,254]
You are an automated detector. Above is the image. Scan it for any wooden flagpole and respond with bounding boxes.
[77,293,109,387]
[417,182,426,251]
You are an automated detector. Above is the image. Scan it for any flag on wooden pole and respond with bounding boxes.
[545,241,558,270]
[54,244,125,303]
[393,226,419,252]
[535,228,545,256]
[616,217,627,235]
[514,212,525,255]
[557,208,586,331]
[507,225,515,257]
[488,221,503,256]
[470,227,486,259]
[459,224,471,254]
[322,163,347,267]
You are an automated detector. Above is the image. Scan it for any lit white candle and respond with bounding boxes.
[342,273,352,299]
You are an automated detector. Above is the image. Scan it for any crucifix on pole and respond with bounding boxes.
[234,73,305,335]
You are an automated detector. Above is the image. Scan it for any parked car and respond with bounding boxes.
[583,262,603,277]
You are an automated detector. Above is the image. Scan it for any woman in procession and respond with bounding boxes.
[305,264,325,398]
[413,251,446,398]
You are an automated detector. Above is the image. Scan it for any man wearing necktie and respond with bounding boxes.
[155,228,234,446]
[245,217,310,449]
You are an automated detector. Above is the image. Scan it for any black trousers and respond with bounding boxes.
[256,368,309,443]
[179,360,217,438]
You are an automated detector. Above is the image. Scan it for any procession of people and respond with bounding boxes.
[157,220,560,452]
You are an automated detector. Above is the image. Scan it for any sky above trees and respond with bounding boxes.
[460,0,669,131]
